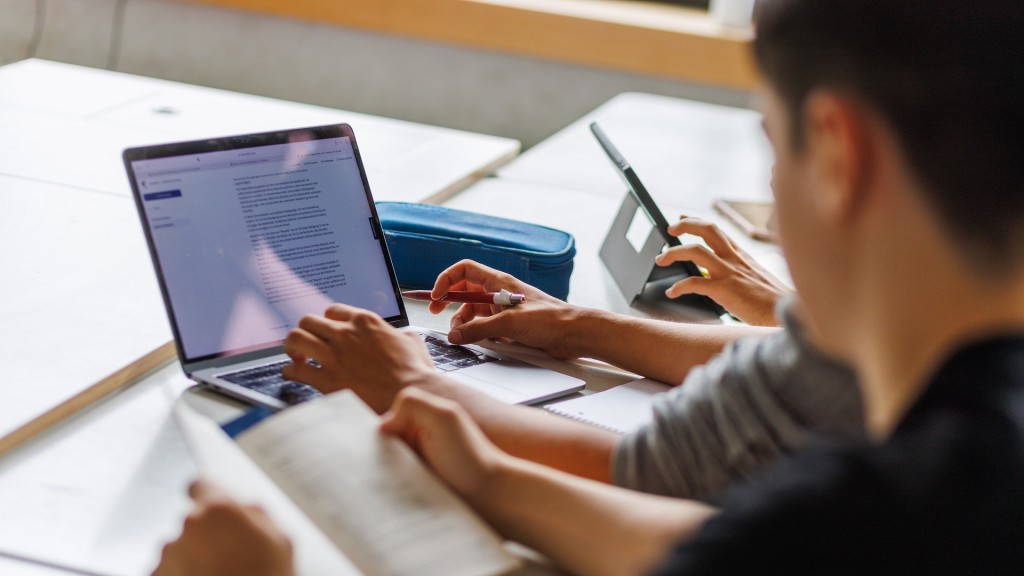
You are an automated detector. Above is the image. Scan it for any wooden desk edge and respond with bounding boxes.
[0,341,177,458]
[180,0,760,90]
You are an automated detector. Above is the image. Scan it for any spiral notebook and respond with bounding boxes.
[542,379,672,434]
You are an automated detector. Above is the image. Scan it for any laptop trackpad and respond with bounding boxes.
[447,362,582,405]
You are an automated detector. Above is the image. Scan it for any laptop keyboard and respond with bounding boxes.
[217,336,496,406]
[423,334,498,372]
[218,360,323,406]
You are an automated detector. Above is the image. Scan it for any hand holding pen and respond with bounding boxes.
[402,288,526,306]
[414,260,583,353]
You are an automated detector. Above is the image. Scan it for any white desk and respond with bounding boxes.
[0,59,520,204]
[498,92,773,211]
[0,59,519,575]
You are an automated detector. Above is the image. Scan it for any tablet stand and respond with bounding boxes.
[599,193,722,318]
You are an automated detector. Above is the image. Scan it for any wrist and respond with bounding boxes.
[466,451,524,513]
[565,307,618,359]
[406,371,454,394]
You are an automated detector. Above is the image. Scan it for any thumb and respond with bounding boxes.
[448,312,513,345]
[665,276,714,299]
[189,479,233,503]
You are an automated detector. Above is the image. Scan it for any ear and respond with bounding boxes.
[802,91,872,226]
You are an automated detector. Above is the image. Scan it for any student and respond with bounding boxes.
[374,1,1024,573]
[160,0,1024,571]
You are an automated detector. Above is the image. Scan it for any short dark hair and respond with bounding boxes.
[753,0,1024,268]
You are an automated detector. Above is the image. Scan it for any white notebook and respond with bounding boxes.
[543,379,672,434]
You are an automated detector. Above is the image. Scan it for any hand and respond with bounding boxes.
[656,217,789,327]
[380,387,506,503]
[428,260,586,358]
[152,481,294,576]
[282,304,440,412]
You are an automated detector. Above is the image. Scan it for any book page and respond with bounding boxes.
[173,397,362,576]
[237,391,518,576]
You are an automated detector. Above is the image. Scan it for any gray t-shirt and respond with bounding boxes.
[612,298,863,501]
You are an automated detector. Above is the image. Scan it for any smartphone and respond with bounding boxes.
[713,199,776,242]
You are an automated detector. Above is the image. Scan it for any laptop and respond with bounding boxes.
[124,123,583,410]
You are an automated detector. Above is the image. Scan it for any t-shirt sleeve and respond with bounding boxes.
[612,297,863,501]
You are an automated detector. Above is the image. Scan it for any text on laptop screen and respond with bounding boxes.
[132,136,401,360]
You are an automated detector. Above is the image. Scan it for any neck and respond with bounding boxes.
[861,285,1024,438]
[852,214,1024,439]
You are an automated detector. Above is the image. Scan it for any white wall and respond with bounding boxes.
[0,0,754,147]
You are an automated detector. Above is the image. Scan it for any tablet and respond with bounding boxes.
[590,122,727,317]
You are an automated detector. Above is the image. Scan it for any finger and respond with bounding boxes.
[379,387,421,434]
[297,314,341,343]
[381,387,458,436]
[283,328,331,364]
[432,260,493,298]
[153,542,185,576]
[665,276,717,299]
[431,277,480,302]
[655,244,724,276]
[323,302,364,322]
[428,288,493,316]
[450,302,497,329]
[281,360,334,391]
[433,260,517,298]
[448,312,514,345]
[402,330,436,364]
[189,479,233,504]
[379,388,437,449]
[427,298,458,315]
[668,218,738,257]
[346,308,384,331]
[238,502,280,533]
[450,303,475,328]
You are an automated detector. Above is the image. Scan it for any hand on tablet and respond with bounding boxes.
[656,217,790,327]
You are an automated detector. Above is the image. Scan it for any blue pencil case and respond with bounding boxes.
[376,202,576,300]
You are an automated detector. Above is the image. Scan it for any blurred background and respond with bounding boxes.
[0,0,757,147]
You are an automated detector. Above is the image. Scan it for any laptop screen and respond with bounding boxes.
[127,126,402,363]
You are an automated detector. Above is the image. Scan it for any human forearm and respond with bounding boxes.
[423,376,619,482]
[430,260,776,383]
[570,308,779,384]
[471,456,716,576]
[382,388,715,576]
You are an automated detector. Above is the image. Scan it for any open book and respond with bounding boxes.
[173,390,519,576]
